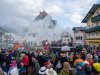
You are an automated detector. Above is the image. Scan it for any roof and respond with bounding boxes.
[72,27,86,31]
[34,10,48,21]
[82,4,100,23]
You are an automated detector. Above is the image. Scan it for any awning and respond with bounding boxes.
[86,40,100,43]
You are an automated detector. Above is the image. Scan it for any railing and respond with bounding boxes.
[85,26,100,33]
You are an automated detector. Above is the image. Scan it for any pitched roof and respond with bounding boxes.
[72,27,86,31]
[82,4,100,23]
[34,10,48,21]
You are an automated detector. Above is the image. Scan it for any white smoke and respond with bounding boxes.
[25,14,73,44]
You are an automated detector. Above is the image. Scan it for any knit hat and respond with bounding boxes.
[86,54,93,59]
[10,60,17,67]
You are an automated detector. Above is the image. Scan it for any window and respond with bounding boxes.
[96,22,99,26]
[92,33,94,36]
[97,12,99,16]
[76,36,82,40]
[76,37,78,40]
[96,32,98,36]
[79,36,82,40]
[92,23,94,27]
[88,33,90,37]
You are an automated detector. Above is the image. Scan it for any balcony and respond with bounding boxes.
[85,26,100,33]
[91,14,100,23]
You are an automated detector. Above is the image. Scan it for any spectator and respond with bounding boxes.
[74,53,86,75]
[46,63,57,75]
[60,62,70,75]
[19,62,26,75]
[22,53,29,75]
[32,56,40,75]
[8,60,19,75]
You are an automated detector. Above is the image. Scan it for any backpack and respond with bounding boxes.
[84,65,91,73]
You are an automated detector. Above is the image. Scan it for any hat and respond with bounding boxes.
[2,49,7,53]
[39,52,43,55]
[39,66,46,74]
[46,68,57,75]
[44,61,50,65]
[10,60,17,66]
[83,61,89,66]
[87,54,93,59]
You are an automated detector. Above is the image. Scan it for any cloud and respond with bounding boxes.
[65,13,83,24]
[45,5,64,16]
[0,0,98,34]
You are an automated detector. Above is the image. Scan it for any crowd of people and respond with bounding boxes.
[0,44,100,75]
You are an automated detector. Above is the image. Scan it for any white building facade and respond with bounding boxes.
[73,27,86,45]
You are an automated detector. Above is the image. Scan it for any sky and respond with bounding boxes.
[0,0,99,30]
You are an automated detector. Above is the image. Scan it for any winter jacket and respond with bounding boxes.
[60,69,69,75]
[22,55,29,66]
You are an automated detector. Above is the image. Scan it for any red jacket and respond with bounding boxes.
[22,55,29,65]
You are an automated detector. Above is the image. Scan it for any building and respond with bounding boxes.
[0,26,18,48]
[82,4,100,46]
[72,27,86,45]
[61,32,71,45]
[0,27,5,47]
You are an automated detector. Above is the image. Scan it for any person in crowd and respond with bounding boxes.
[8,60,19,75]
[19,62,26,75]
[74,53,86,75]
[19,52,25,62]
[46,63,57,75]
[60,52,68,66]
[69,68,76,75]
[83,61,91,75]
[49,51,56,70]
[38,66,47,75]
[1,61,7,73]
[60,62,70,75]
[93,59,100,75]
[69,52,74,67]
[93,52,99,62]
[22,53,29,75]
[85,54,94,74]
[55,57,62,74]
[32,55,40,75]
[37,52,44,67]
[28,52,34,75]
[5,51,12,72]
[0,66,7,75]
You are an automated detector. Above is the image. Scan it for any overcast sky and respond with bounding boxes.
[0,0,99,29]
